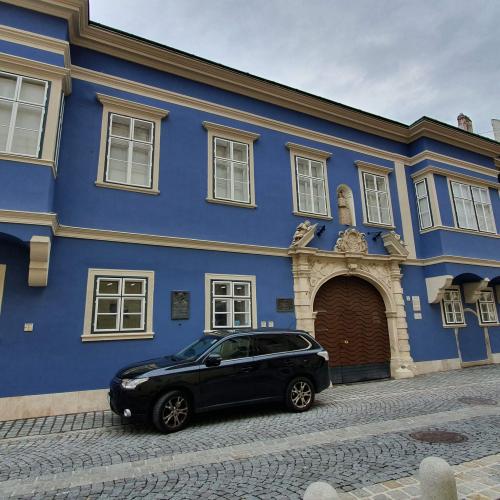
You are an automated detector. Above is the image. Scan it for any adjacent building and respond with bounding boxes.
[0,0,499,420]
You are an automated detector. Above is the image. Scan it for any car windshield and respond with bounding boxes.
[173,335,221,361]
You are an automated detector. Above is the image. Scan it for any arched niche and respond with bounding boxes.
[336,184,356,226]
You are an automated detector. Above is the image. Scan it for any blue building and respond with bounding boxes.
[0,0,499,420]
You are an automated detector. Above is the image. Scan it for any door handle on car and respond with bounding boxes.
[239,366,255,373]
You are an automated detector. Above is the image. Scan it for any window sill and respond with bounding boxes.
[293,211,332,221]
[0,152,55,170]
[206,197,257,209]
[81,332,154,342]
[420,225,499,238]
[362,221,395,230]
[95,181,160,195]
[479,322,500,328]
[441,323,466,329]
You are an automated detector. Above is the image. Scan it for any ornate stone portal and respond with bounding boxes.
[289,226,414,379]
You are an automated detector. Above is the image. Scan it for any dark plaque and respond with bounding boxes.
[171,291,190,320]
[276,298,294,313]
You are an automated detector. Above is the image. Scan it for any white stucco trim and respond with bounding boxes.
[393,161,416,258]
[0,389,108,421]
[425,275,454,304]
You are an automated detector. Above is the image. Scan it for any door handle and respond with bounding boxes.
[239,366,255,373]
[343,340,349,344]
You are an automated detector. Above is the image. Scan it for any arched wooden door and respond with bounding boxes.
[314,276,391,384]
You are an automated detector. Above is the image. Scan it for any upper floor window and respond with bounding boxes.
[286,142,332,219]
[415,179,433,230]
[203,122,259,208]
[441,288,465,326]
[362,171,392,225]
[450,181,495,233]
[0,72,48,157]
[82,268,155,342]
[477,290,498,324]
[96,94,168,195]
[106,113,154,188]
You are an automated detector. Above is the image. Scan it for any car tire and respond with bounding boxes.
[285,377,315,412]
[152,390,192,433]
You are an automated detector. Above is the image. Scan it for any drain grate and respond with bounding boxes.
[458,396,497,406]
[409,431,468,443]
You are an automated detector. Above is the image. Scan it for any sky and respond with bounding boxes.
[89,0,500,140]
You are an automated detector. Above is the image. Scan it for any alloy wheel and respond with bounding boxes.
[291,381,312,409]
[162,395,189,429]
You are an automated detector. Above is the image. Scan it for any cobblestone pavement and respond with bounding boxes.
[0,365,499,499]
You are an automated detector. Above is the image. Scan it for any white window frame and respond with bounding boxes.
[96,94,168,195]
[286,142,332,220]
[82,269,154,342]
[450,180,496,233]
[203,121,259,208]
[211,280,252,329]
[477,289,499,325]
[0,71,48,158]
[204,273,257,332]
[415,178,433,230]
[440,287,466,327]
[54,91,64,172]
[356,161,394,228]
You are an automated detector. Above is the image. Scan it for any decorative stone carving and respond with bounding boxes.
[291,220,317,248]
[29,236,51,287]
[463,279,490,303]
[425,275,454,304]
[334,228,368,254]
[337,189,352,226]
[381,231,409,257]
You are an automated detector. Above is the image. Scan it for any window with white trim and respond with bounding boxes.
[105,113,154,188]
[295,156,328,216]
[450,181,495,233]
[213,137,250,203]
[92,276,148,333]
[477,290,498,324]
[415,179,433,229]
[0,71,48,157]
[362,172,392,225]
[441,288,465,325]
[211,280,252,329]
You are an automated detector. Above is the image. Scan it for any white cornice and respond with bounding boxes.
[285,142,332,161]
[96,93,169,119]
[202,121,260,141]
[411,166,500,190]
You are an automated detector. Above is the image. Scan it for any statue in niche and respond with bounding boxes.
[337,189,352,225]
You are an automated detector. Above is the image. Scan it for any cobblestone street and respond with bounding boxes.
[1,365,499,499]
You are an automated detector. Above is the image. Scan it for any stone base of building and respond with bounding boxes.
[413,358,462,375]
[0,389,108,421]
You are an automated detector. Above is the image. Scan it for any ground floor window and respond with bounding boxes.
[441,288,465,326]
[477,290,498,324]
[205,273,257,331]
[82,269,154,341]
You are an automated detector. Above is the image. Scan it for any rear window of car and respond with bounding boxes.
[253,334,310,355]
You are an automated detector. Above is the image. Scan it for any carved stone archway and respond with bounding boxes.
[289,227,415,379]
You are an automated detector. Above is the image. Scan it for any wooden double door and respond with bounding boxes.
[314,276,391,384]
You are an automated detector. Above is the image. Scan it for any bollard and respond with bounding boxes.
[419,456,458,500]
[303,481,340,500]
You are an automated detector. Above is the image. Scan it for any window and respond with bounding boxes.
[477,290,498,324]
[212,281,252,329]
[254,334,311,355]
[450,181,495,233]
[204,121,259,208]
[0,71,48,157]
[82,269,154,341]
[204,273,257,331]
[96,94,168,195]
[362,172,392,225]
[441,288,465,326]
[210,336,251,360]
[415,179,433,229]
[295,156,328,215]
[213,137,250,203]
[287,142,332,219]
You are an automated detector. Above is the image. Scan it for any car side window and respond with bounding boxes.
[254,334,311,355]
[210,337,251,360]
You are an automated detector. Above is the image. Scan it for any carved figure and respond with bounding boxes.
[337,189,352,225]
[291,220,313,246]
[334,228,368,254]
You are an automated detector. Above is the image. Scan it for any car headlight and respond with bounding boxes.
[121,377,149,389]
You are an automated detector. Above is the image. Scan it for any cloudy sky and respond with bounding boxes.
[89,0,500,139]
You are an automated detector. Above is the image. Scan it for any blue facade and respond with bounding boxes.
[0,1,499,415]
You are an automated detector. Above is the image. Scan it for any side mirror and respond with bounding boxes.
[205,354,222,367]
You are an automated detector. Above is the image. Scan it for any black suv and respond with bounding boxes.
[109,329,330,432]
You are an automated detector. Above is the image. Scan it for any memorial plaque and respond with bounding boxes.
[276,298,294,312]
[171,291,190,320]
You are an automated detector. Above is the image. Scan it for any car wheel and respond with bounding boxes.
[286,377,315,412]
[152,390,191,433]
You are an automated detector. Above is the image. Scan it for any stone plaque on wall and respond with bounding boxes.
[276,298,294,313]
[171,291,190,320]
